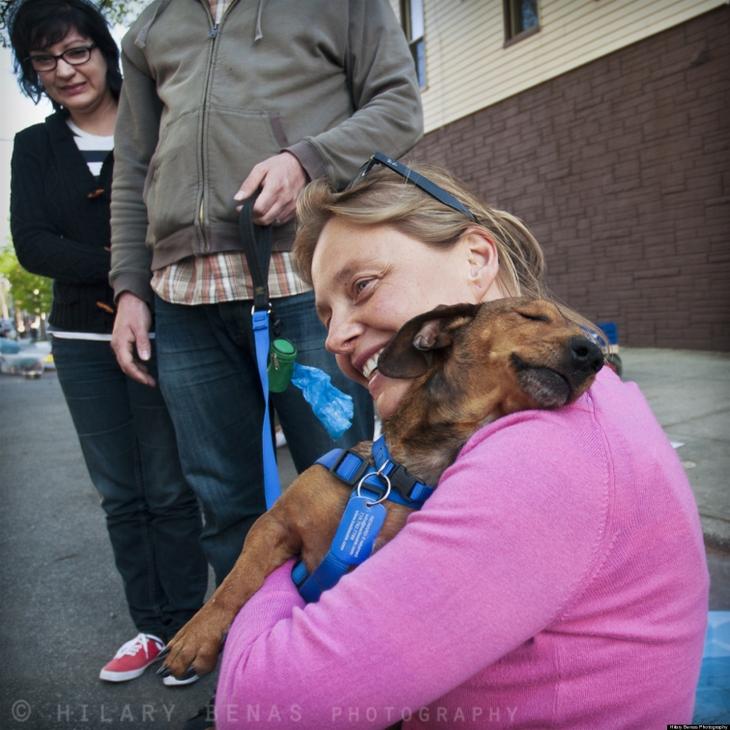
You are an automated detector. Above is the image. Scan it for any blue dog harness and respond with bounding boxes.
[291,436,436,602]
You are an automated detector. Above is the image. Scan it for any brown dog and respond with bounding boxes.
[160,296,604,678]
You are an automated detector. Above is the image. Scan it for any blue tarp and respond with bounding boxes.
[694,611,730,722]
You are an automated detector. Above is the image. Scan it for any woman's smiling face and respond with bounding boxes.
[31,26,111,116]
[311,217,503,418]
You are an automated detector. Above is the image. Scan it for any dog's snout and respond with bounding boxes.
[569,336,604,374]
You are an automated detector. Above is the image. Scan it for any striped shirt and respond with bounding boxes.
[67,120,113,177]
[52,121,115,341]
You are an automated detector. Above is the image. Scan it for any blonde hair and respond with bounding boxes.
[294,162,602,340]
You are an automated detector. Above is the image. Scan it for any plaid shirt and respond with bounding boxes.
[151,251,310,304]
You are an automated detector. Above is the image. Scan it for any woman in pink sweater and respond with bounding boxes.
[215,159,708,729]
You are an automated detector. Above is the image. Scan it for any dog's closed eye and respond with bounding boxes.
[517,311,550,323]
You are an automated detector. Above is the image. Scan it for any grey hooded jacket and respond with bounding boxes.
[110,0,423,302]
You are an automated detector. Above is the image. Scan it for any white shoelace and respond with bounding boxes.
[113,633,163,659]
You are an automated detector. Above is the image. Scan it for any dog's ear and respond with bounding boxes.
[377,303,480,378]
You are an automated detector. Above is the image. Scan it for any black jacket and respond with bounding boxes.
[10,110,116,333]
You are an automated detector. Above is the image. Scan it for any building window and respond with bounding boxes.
[504,0,540,44]
[401,0,426,88]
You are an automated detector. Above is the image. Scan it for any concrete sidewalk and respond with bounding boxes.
[619,347,730,550]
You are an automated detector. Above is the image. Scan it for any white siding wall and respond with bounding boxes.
[393,0,726,133]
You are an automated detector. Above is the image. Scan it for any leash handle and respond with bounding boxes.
[239,199,281,509]
[238,195,273,312]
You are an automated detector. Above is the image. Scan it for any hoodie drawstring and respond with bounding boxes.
[254,0,265,42]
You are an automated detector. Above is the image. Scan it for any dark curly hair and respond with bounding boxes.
[7,0,121,109]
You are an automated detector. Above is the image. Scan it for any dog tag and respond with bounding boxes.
[331,494,387,565]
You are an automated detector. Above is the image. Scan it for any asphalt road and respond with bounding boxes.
[1,371,227,730]
[0,363,727,730]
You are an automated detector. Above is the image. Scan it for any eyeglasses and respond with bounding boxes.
[27,44,96,72]
[352,151,477,222]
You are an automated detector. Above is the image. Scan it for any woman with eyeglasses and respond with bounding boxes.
[210,160,708,728]
[8,0,207,685]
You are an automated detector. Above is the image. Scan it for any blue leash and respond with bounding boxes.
[240,199,281,509]
[252,307,281,509]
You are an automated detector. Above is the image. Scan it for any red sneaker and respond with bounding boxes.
[99,633,164,682]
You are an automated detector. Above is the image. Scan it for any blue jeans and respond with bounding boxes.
[52,337,208,641]
[154,291,374,584]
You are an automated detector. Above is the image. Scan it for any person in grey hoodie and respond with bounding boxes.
[109,0,422,600]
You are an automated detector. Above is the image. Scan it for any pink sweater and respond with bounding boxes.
[216,368,708,729]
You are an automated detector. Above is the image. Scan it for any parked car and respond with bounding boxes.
[0,339,46,379]
[0,318,17,339]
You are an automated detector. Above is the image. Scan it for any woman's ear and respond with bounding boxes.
[461,228,500,301]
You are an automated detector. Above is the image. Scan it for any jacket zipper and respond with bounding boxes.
[197,11,217,251]
[197,0,238,252]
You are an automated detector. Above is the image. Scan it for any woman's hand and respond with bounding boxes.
[111,292,156,387]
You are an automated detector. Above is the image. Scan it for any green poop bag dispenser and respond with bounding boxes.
[268,338,297,392]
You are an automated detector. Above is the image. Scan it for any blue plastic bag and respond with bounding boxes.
[290,362,353,439]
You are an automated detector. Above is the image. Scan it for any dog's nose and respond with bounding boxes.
[569,336,604,374]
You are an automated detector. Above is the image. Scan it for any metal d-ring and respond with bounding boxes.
[356,462,392,507]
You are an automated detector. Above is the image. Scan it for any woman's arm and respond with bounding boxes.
[215,409,611,728]
[10,133,110,284]
[109,36,160,304]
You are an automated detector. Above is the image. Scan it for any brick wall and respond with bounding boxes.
[413,6,730,350]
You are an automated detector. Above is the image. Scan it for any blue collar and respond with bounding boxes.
[291,437,435,602]
[314,436,435,509]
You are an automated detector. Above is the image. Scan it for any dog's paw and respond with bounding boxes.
[161,604,231,678]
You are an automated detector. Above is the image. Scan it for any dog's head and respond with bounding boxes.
[377,297,604,424]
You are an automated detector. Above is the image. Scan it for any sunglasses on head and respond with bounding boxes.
[351,152,478,222]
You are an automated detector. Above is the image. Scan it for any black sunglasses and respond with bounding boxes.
[352,152,477,222]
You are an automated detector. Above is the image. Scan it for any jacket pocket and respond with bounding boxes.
[203,106,288,226]
[143,110,200,244]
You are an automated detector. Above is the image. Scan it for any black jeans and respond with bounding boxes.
[52,337,208,641]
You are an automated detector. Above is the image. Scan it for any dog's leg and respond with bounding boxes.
[161,467,350,678]
[162,508,302,678]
